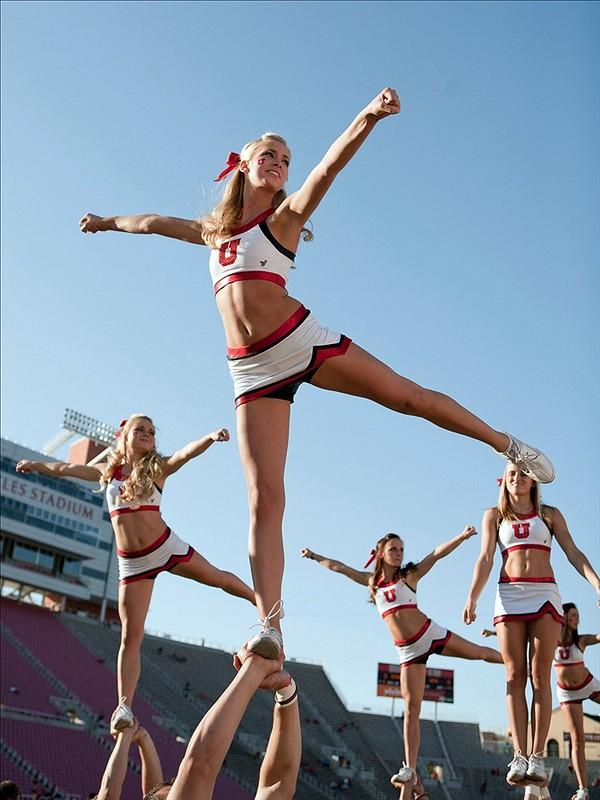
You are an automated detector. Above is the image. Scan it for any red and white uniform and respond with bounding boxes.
[374,576,450,667]
[374,576,418,618]
[209,208,295,295]
[106,466,163,518]
[553,641,585,668]
[553,642,600,705]
[209,210,351,407]
[493,511,563,625]
[106,467,194,584]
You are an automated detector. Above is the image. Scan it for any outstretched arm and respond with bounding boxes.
[132,727,163,796]
[80,213,205,244]
[301,548,370,586]
[579,633,600,650]
[276,88,400,230]
[552,508,600,598]
[162,428,230,478]
[95,724,138,800]
[168,652,283,800]
[16,459,103,482]
[410,525,477,582]
[463,510,497,625]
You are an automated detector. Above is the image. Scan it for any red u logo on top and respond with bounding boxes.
[512,522,531,540]
[383,588,397,603]
[219,238,241,267]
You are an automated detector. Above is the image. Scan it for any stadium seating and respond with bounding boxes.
[3,598,600,800]
[0,635,60,717]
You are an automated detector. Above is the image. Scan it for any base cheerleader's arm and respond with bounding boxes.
[463,509,498,625]
[132,727,163,797]
[162,428,230,477]
[276,87,400,231]
[95,722,140,800]
[300,548,370,586]
[79,212,206,244]
[551,507,600,601]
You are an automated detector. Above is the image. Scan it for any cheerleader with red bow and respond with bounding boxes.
[301,528,502,800]
[16,413,255,733]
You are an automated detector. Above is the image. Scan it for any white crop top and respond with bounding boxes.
[374,575,418,619]
[208,208,295,295]
[553,641,585,668]
[497,511,552,557]
[105,465,162,518]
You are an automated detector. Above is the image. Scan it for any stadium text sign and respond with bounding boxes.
[1,472,101,523]
[377,663,454,703]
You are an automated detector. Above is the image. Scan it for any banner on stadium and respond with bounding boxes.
[377,663,454,703]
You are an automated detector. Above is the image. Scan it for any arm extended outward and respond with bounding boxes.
[300,548,370,586]
[411,525,477,583]
[162,428,230,478]
[16,459,103,482]
[277,87,400,229]
[80,212,206,244]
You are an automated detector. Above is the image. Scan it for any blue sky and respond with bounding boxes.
[2,1,599,732]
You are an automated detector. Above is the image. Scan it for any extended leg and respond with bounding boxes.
[441,631,504,664]
[171,551,255,605]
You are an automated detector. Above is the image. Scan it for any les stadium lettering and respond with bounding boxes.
[1,475,95,521]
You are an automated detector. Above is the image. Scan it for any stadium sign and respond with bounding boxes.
[1,472,102,524]
[377,663,454,703]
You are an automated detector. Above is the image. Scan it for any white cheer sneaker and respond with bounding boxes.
[110,698,134,733]
[507,752,529,782]
[502,434,555,484]
[390,763,416,785]
[247,601,284,660]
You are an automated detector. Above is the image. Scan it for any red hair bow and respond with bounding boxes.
[363,548,377,569]
[497,477,504,486]
[114,419,128,439]
[214,152,241,183]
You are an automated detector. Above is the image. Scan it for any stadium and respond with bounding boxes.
[1,429,599,798]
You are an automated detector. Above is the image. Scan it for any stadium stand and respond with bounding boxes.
[3,597,600,799]
[0,636,61,717]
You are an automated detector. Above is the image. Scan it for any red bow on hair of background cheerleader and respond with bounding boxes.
[364,548,377,569]
[114,419,128,439]
[214,152,241,182]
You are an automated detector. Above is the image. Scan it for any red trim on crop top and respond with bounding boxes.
[214,270,285,295]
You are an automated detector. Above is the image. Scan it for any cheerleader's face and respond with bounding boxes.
[382,538,404,567]
[565,607,579,630]
[505,464,533,495]
[244,140,290,192]
[126,418,156,456]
